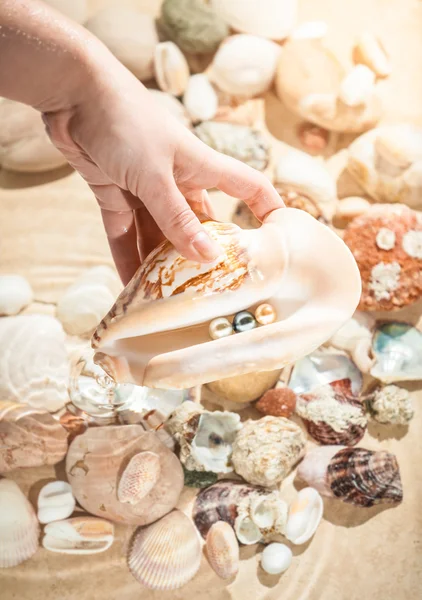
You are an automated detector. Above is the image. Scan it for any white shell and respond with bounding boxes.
[0,275,33,315]
[210,0,297,40]
[353,32,391,79]
[183,74,218,123]
[208,35,281,97]
[285,487,323,545]
[235,491,288,545]
[0,479,40,568]
[92,209,361,390]
[37,481,76,524]
[339,65,376,107]
[335,197,371,224]
[56,266,121,336]
[291,21,328,40]
[260,543,292,575]
[154,42,190,96]
[42,517,114,554]
[0,315,69,412]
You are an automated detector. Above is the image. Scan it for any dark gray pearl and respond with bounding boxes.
[233,311,257,333]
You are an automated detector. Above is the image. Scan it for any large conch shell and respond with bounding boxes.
[92,209,361,389]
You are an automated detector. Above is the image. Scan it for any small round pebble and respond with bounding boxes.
[209,317,233,340]
[261,543,292,575]
[255,303,277,325]
[233,311,257,333]
[255,387,297,418]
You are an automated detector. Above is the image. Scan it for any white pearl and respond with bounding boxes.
[261,543,292,575]
[209,317,233,340]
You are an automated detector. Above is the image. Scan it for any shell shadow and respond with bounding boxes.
[367,420,409,442]
[0,164,73,189]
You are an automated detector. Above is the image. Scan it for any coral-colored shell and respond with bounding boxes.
[255,387,297,417]
[206,521,239,579]
[128,510,201,590]
[117,451,161,504]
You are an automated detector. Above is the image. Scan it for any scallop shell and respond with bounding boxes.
[298,446,403,507]
[0,315,69,412]
[285,487,323,545]
[183,74,218,123]
[0,401,68,473]
[208,35,281,97]
[0,479,40,568]
[65,426,184,525]
[37,481,76,524]
[165,401,242,473]
[206,521,239,580]
[295,379,367,445]
[370,322,422,382]
[154,42,190,96]
[117,451,161,504]
[92,209,361,390]
[56,266,122,337]
[0,275,33,316]
[128,510,201,590]
[42,517,114,554]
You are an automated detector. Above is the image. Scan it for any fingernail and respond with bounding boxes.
[192,231,222,262]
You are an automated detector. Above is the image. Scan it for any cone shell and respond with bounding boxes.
[42,517,114,554]
[0,401,68,473]
[128,510,201,590]
[66,426,184,525]
[0,479,40,568]
[206,521,239,580]
[117,451,161,504]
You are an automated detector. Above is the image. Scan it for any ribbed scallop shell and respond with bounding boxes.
[0,401,68,473]
[117,451,161,504]
[206,521,239,580]
[327,447,403,507]
[128,510,201,590]
[0,479,40,568]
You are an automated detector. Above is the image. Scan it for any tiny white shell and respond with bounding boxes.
[42,517,114,554]
[183,74,218,123]
[0,275,33,315]
[285,487,323,545]
[154,41,190,96]
[260,543,292,575]
[37,481,76,524]
[339,65,376,107]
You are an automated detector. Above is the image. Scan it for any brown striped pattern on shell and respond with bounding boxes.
[327,447,403,507]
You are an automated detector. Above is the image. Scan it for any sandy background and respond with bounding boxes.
[0,1,422,599]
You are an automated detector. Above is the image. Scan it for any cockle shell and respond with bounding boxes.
[183,74,218,123]
[148,89,192,128]
[165,400,242,473]
[295,379,367,446]
[343,205,422,311]
[0,99,67,173]
[193,480,288,544]
[297,446,403,507]
[210,0,297,40]
[0,401,68,473]
[231,416,306,486]
[260,543,292,575]
[92,209,361,390]
[208,35,281,98]
[42,517,114,555]
[206,521,239,580]
[0,479,40,568]
[117,451,161,504]
[85,8,158,81]
[370,322,422,382]
[37,481,76,524]
[285,487,323,545]
[0,315,69,412]
[0,275,33,316]
[368,384,414,425]
[347,125,422,209]
[194,121,271,171]
[154,42,190,96]
[128,510,201,590]
[56,266,122,337]
[66,426,183,525]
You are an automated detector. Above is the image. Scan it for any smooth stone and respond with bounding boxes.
[261,543,292,575]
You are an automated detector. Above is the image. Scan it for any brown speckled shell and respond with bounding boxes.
[327,447,403,507]
[343,205,422,311]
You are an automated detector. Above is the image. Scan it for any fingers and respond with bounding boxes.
[134,205,165,262]
[100,208,140,285]
[184,189,217,220]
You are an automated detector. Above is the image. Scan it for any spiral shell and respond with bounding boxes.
[206,521,239,580]
[128,510,201,590]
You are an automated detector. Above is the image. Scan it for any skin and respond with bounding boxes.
[0,0,284,284]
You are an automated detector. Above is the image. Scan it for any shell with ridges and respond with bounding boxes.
[285,487,323,545]
[37,481,76,524]
[206,521,239,580]
[128,510,201,590]
[117,451,161,504]
[0,275,33,316]
[0,479,40,568]
[42,517,114,554]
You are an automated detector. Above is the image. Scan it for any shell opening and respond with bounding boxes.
[234,516,262,545]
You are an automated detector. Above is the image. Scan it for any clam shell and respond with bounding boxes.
[0,315,69,412]
[37,481,76,524]
[206,521,239,580]
[0,401,68,473]
[370,322,422,382]
[42,517,114,554]
[66,426,184,525]
[0,479,40,568]
[285,487,323,545]
[154,41,190,96]
[92,209,361,390]
[128,510,201,590]
[183,74,218,123]
[0,275,33,316]
[117,451,161,504]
